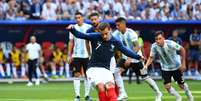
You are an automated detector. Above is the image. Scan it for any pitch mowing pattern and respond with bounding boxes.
[0,80,200,101]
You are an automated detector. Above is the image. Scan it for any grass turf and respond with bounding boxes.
[0,80,200,101]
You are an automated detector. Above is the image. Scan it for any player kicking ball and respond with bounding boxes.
[67,22,144,101]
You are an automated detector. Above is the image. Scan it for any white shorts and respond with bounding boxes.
[86,67,114,86]
[110,56,117,73]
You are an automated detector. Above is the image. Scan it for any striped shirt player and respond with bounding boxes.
[69,22,92,101]
[113,19,162,101]
[69,23,92,74]
[113,28,141,63]
[150,40,181,71]
[144,31,194,101]
[70,23,92,58]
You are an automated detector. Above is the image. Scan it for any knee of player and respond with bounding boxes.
[105,81,115,89]
[164,83,171,90]
[96,83,105,92]
[178,83,185,89]
[74,72,81,77]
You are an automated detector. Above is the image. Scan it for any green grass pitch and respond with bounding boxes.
[0,80,200,101]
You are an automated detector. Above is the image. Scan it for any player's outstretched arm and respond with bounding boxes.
[66,25,101,41]
[114,38,142,60]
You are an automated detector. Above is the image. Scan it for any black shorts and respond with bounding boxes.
[161,69,184,85]
[117,58,146,77]
[70,58,89,74]
[130,62,147,77]
[117,58,126,68]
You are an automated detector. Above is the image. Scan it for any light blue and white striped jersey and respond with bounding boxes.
[69,23,92,58]
[113,28,141,62]
[150,40,182,71]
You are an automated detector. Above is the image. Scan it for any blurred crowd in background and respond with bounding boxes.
[0,0,201,20]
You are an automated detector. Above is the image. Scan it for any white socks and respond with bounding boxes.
[6,63,11,77]
[145,77,161,94]
[65,63,70,77]
[52,67,56,76]
[12,65,17,78]
[183,83,194,101]
[114,71,127,95]
[59,66,64,76]
[36,67,42,77]
[21,64,26,77]
[84,79,91,97]
[168,87,182,101]
[74,78,80,96]
[0,64,5,77]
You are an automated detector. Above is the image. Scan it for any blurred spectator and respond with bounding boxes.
[30,0,42,19]
[137,0,148,11]
[0,0,201,20]
[0,0,8,20]
[112,0,125,18]
[66,0,80,19]
[171,1,181,20]
[41,0,57,20]
[188,29,201,76]
[141,5,151,20]
[0,47,5,78]
[168,30,183,45]
[6,0,19,20]
[9,46,20,78]
[194,3,201,20]
[186,4,193,20]
[129,1,141,20]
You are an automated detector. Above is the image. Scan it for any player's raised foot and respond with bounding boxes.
[27,82,33,87]
[74,96,80,101]
[117,93,128,101]
[176,95,182,101]
[155,92,162,101]
[85,96,92,101]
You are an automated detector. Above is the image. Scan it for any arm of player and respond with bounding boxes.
[66,25,101,41]
[143,44,155,70]
[114,38,142,60]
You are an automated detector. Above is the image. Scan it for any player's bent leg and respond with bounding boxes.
[105,82,117,101]
[113,69,128,100]
[165,83,182,101]
[179,83,194,101]
[96,83,107,101]
[143,76,162,101]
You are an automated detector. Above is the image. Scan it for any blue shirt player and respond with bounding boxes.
[66,22,143,101]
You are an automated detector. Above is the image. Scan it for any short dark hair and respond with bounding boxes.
[115,17,127,23]
[154,30,165,38]
[98,22,110,31]
[75,11,83,17]
[89,12,99,19]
